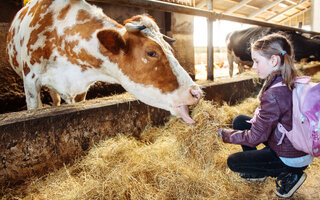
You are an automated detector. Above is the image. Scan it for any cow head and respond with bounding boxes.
[97,15,202,123]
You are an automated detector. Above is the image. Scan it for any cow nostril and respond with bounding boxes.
[190,88,202,101]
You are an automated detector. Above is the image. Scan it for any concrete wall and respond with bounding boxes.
[169,13,195,79]
[0,23,26,114]
[0,0,22,23]
[0,97,171,186]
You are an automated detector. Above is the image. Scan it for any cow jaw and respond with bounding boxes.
[169,86,201,124]
[116,72,198,124]
[175,105,195,124]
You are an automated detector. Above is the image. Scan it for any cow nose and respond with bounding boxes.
[189,85,202,102]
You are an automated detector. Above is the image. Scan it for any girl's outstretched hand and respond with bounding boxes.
[218,128,223,138]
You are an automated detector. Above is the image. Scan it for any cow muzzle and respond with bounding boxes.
[172,85,203,124]
[189,85,202,103]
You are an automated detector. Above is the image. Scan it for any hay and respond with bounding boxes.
[2,97,273,200]
[2,76,320,199]
[311,71,320,82]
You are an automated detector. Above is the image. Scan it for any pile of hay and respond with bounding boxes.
[2,73,320,199]
[3,97,272,199]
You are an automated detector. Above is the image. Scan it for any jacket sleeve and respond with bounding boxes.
[221,92,281,147]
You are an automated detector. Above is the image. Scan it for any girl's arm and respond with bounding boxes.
[221,92,281,147]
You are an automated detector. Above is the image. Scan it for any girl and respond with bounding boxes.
[218,33,313,198]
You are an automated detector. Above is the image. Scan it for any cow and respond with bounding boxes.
[226,26,320,77]
[6,0,202,124]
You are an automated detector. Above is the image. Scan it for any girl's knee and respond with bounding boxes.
[232,115,252,130]
[227,154,238,171]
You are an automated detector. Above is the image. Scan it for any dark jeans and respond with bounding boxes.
[227,115,307,178]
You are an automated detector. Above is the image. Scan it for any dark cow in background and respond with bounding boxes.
[226,26,320,77]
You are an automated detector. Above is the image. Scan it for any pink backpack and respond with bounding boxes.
[272,76,320,157]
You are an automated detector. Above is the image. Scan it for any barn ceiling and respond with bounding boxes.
[195,0,311,25]
[161,0,311,26]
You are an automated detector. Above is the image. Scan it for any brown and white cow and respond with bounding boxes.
[7,0,202,123]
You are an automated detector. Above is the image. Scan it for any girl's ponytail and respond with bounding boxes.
[281,51,297,90]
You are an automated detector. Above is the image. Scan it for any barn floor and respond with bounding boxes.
[1,71,319,200]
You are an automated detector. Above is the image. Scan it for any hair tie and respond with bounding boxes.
[281,50,287,56]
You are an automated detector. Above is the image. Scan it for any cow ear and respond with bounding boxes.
[97,29,126,54]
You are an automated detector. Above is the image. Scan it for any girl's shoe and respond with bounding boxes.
[275,172,306,198]
[240,173,266,181]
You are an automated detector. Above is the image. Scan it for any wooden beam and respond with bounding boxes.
[279,6,310,24]
[195,0,206,9]
[266,0,308,22]
[222,0,276,15]
[225,0,252,14]
[248,0,284,18]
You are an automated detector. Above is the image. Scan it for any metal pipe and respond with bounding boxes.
[89,0,213,18]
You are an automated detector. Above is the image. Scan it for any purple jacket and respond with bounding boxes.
[221,74,307,158]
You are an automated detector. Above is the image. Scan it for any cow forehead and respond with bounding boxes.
[124,15,173,51]
[119,32,179,93]
[124,15,159,33]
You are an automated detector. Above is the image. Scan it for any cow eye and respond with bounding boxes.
[147,51,157,57]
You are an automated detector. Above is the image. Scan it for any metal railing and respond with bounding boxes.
[88,0,320,80]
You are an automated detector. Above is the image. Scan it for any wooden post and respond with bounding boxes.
[311,0,320,32]
[206,0,214,81]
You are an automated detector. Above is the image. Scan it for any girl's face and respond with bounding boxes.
[251,50,278,79]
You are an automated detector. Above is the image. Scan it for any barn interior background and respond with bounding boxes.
[0,0,320,199]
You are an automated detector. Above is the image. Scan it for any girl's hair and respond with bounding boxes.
[251,33,297,90]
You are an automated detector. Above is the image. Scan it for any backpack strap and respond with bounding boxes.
[277,123,288,145]
[296,84,306,123]
[295,76,312,123]
[269,82,287,145]
[270,76,311,89]
[270,82,286,89]
[295,76,311,84]
[316,112,320,133]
